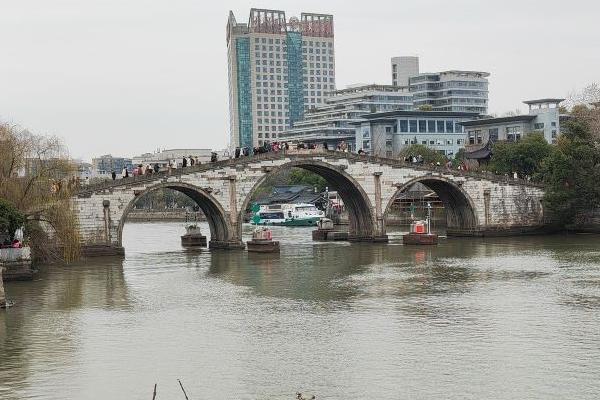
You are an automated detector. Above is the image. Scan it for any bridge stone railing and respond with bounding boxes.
[75,149,543,195]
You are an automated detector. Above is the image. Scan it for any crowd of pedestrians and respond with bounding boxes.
[101,140,530,185]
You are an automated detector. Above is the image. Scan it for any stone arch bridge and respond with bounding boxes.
[72,150,546,255]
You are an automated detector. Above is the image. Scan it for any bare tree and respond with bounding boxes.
[0,123,80,261]
[502,108,522,117]
[563,83,600,110]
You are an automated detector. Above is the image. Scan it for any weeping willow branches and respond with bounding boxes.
[0,122,81,262]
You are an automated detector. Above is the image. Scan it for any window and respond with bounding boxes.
[404,139,410,145]
[437,121,445,133]
[399,120,409,132]
[534,123,545,130]
[409,120,418,133]
[506,126,521,142]
[446,120,454,133]
[468,130,481,145]
[427,120,436,133]
[422,140,427,145]
[488,128,499,142]
[418,120,427,133]
[385,126,392,133]
[386,140,393,148]
[457,139,464,145]
[362,140,371,149]
[551,121,557,127]
[446,139,453,145]
[429,140,435,145]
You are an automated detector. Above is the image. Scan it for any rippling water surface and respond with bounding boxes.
[1,222,600,399]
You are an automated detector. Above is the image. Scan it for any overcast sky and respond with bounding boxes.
[1,0,598,161]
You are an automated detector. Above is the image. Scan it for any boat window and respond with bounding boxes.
[260,212,284,219]
[296,206,318,212]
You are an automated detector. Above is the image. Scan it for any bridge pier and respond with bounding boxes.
[208,240,246,250]
[81,244,125,257]
[372,172,389,243]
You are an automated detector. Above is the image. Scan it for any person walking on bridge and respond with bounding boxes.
[111,171,116,180]
[182,157,187,168]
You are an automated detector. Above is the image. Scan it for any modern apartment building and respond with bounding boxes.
[227,9,335,149]
[410,71,490,114]
[280,84,413,150]
[391,56,490,115]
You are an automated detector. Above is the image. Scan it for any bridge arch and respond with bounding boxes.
[240,159,376,240]
[384,175,479,233]
[117,182,234,247]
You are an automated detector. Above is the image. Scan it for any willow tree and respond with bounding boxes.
[0,123,80,262]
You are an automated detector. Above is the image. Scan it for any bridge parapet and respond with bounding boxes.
[76,149,543,195]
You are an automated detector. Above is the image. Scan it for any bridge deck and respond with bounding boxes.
[76,149,543,195]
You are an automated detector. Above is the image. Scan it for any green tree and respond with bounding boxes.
[399,144,447,165]
[0,198,25,241]
[288,168,328,192]
[488,133,553,179]
[543,119,600,225]
[452,148,466,167]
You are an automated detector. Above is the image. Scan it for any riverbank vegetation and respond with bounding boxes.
[483,105,600,228]
[0,198,25,242]
[542,108,600,227]
[0,123,81,262]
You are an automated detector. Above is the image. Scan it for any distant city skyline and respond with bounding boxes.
[1,0,599,161]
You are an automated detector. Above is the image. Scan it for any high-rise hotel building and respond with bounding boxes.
[227,9,335,149]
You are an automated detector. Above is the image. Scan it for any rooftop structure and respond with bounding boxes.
[227,8,335,150]
[391,56,419,87]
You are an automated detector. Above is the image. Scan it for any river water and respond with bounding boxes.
[1,222,600,399]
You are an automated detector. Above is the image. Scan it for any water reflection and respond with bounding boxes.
[0,222,599,399]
